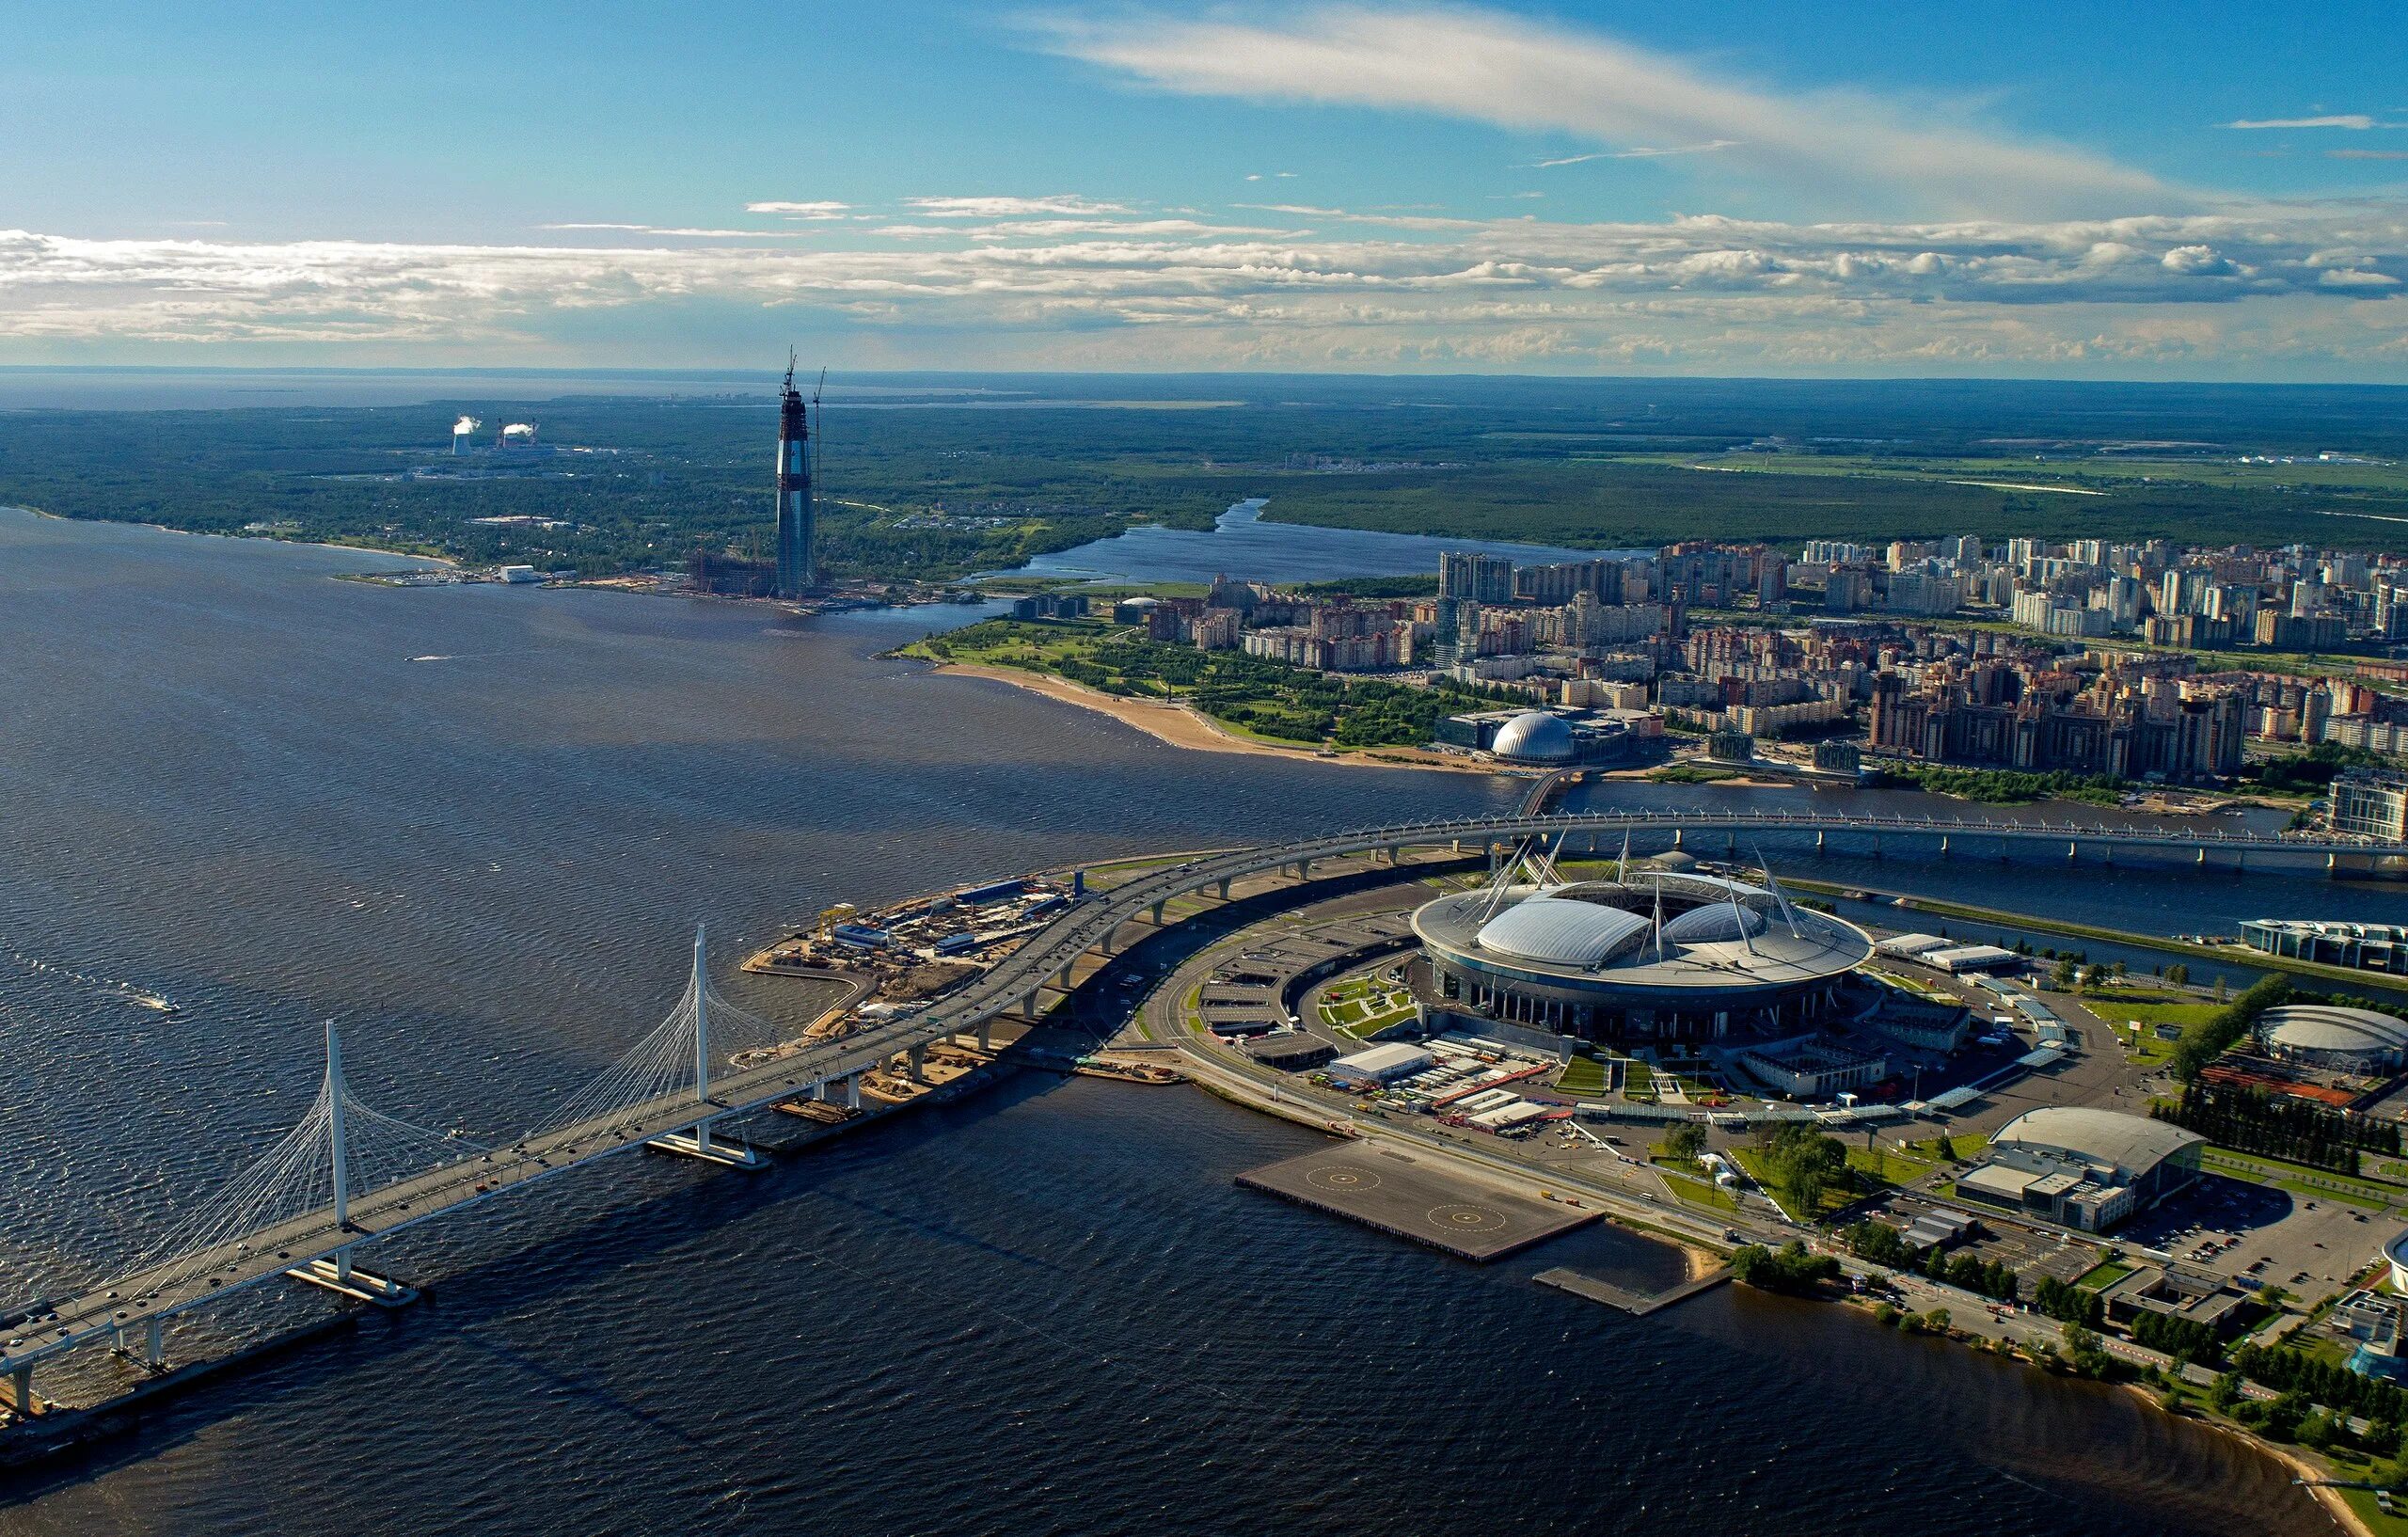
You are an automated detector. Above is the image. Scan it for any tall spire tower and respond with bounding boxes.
[774,355,816,597]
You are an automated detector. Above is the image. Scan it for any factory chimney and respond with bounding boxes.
[452,416,479,455]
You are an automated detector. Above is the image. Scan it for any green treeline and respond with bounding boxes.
[1866,766,2124,806]
[2164,974,2293,1082]
[2130,1309,2226,1366]
[1729,1241,1840,1293]
[2154,1075,2401,1173]
[915,619,1512,747]
[2238,1344,2408,1425]
[1845,1221,2021,1303]
[2031,1275,2107,1328]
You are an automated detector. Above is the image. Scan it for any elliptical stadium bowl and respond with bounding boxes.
[1411,868,1873,1044]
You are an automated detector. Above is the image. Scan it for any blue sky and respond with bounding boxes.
[2,1,2403,377]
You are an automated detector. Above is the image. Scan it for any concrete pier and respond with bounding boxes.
[643,1129,768,1170]
[283,1255,419,1307]
[1235,1149,1598,1262]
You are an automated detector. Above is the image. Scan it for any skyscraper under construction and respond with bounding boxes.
[774,359,816,597]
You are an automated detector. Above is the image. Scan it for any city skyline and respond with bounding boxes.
[1,2,2402,377]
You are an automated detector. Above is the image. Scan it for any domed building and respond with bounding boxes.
[1489,710,1577,765]
[2257,1006,2408,1073]
[1411,869,1872,1043]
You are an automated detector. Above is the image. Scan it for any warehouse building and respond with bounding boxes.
[1324,1042,1436,1088]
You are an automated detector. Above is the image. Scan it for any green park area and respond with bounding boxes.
[901,618,1509,748]
[1552,1055,1609,1096]
[1317,975,1418,1039]
[2201,1149,2402,1212]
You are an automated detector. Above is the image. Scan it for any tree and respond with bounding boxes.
[2062,1323,2117,1379]
[1730,1241,1839,1294]
[1754,1122,1849,1217]
[2051,957,2079,991]
[1664,1122,1708,1165]
[2166,963,2190,988]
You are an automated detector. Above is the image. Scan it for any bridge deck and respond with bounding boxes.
[14,808,2402,1381]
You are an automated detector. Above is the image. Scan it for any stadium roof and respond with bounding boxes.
[2260,1005,2408,1055]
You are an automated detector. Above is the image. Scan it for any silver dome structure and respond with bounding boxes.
[2258,1006,2408,1072]
[1476,896,1650,969]
[1490,710,1576,764]
[1411,871,1872,1044]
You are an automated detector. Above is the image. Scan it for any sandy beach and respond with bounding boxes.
[927,660,1513,777]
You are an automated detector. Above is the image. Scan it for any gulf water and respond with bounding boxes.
[0,506,2351,1535]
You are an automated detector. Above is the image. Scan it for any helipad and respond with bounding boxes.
[1236,1147,1598,1261]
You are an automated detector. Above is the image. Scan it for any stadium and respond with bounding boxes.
[1410,855,1874,1044]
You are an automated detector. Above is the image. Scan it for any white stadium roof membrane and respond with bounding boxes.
[1477,896,1650,969]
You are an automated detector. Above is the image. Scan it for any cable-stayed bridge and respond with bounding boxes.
[7,805,2403,1416]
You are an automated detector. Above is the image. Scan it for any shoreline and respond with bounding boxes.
[923,659,1515,776]
[3,502,459,570]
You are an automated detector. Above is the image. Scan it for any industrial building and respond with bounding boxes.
[1954,1107,2205,1232]
[1325,1042,1437,1088]
[2240,918,2408,976]
[1410,862,1872,1046]
[2253,1005,2408,1074]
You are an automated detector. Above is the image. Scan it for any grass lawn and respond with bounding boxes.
[2338,1490,2408,1537]
[1846,1143,1942,1186]
[2203,1150,2400,1210]
[2106,997,2223,1032]
[2076,1260,2137,1290]
[1657,1168,1740,1212]
[1731,1149,1857,1217]
[1554,1056,1608,1095]
[1623,1061,1655,1096]
[1891,1133,1988,1165]
[1345,1006,1418,1039]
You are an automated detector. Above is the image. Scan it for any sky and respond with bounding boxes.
[1,1,2403,379]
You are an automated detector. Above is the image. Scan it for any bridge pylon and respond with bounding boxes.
[646,927,769,1170]
[282,1022,417,1306]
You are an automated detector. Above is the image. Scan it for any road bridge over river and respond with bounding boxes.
[8,807,2401,1418]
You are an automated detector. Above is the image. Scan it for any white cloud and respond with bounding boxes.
[745,201,851,217]
[0,206,2399,372]
[543,223,809,238]
[2226,116,2384,130]
[902,195,1133,217]
[1035,6,2168,216]
[1533,141,1739,167]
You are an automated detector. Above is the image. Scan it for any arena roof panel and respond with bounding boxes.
[1477,897,1649,969]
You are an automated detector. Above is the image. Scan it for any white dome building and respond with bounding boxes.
[1489,710,1577,765]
